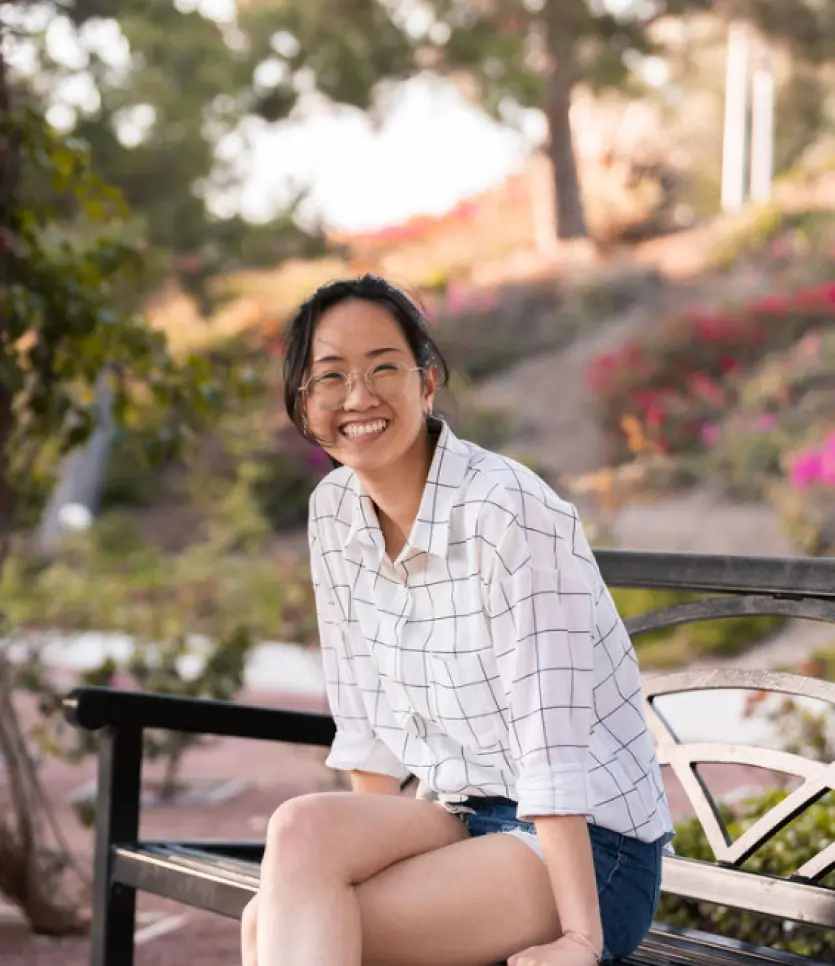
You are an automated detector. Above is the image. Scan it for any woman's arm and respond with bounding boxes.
[349,771,402,795]
[533,815,603,958]
[483,501,604,960]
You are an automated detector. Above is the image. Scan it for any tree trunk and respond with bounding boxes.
[0,20,89,936]
[545,68,589,240]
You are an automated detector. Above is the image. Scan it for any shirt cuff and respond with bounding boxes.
[515,768,592,820]
[325,730,409,780]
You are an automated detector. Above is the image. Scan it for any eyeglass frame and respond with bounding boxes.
[297,361,424,410]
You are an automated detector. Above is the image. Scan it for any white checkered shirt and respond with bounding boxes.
[308,420,673,843]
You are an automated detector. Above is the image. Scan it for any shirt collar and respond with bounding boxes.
[343,418,472,560]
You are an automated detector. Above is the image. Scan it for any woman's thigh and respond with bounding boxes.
[264,792,470,885]
[356,831,560,966]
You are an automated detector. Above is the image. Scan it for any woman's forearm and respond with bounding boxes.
[349,770,402,795]
[533,814,603,954]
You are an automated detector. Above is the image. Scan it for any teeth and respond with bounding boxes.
[342,419,388,438]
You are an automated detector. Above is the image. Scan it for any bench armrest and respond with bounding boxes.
[62,686,336,747]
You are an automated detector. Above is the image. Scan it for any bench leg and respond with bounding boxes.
[90,726,142,966]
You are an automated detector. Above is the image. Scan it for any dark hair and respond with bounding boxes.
[282,274,449,441]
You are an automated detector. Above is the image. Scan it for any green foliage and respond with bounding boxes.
[611,588,784,668]
[694,327,835,501]
[1,507,319,798]
[710,207,835,274]
[249,428,332,531]
[11,1,322,313]
[17,620,256,807]
[0,97,282,850]
[0,518,311,642]
[447,404,514,453]
[657,788,835,955]
[1,104,264,531]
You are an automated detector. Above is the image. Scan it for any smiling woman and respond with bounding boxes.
[248,274,674,966]
[282,277,448,544]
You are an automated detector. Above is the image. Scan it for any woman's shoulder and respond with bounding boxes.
[308,464,355,531]
[460,443,577,530]
[459,444,597,580]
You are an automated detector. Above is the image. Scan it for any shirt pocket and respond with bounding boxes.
[428,649,506,751]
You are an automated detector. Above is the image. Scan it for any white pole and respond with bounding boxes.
[750,50,775,205]
[721,21,750,212]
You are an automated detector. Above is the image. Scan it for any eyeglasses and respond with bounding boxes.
[300,362,422,411]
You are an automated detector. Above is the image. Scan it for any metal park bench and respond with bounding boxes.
[62,550,835,966]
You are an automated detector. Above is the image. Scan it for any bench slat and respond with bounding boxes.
[630,925,832,966]
[111,846,833,966]
[112,846,256,918]
[662,856,835,929]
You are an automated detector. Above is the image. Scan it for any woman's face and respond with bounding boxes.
[302,298,436,478]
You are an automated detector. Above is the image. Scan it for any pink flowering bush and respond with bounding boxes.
[789,433,835,490]
[772,442,835,557]
[428,279,570,381]
[588,280,835,460]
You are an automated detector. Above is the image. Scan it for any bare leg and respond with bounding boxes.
[357,833,560,966]
[255,792,469,966]
[241,895,258,966]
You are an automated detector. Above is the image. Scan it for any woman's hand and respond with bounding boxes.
[508,934,601,966]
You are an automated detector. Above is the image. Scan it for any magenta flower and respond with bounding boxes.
[790,452,823,489]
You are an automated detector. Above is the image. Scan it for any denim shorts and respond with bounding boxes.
[455,797,663,962]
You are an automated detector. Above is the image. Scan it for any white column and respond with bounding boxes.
[750,50,775,205]
[721,21,750,212]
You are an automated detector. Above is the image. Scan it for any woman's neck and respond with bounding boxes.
[359,429,434,559]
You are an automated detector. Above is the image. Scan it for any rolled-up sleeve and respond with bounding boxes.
[309,529,408,780]
[485,515,596,820]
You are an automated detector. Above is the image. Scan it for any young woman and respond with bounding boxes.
[241,275,674,966]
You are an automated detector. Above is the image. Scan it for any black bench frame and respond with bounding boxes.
[62,550,835,966]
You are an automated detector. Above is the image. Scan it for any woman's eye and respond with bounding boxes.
[314,371,345,384]
[372,363,399,374]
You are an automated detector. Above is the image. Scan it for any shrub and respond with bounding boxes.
[770,431,835,556]
[0,520,315,645]
[710,206,835,276]
[428,280,565,382]
[657,789,835,958]
[251,427,331,531]
[695,328,835,499]
[588,281,835,461]
[611,587,784,668]
[429,267,658,384]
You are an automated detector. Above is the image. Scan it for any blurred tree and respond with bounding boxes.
[238,0,835,240]
[10,0,324,312]
[0,16,262,926]
[737,0,835,61]
[236,0,718,241]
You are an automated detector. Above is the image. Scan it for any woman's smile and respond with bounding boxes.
[339,417,390,442]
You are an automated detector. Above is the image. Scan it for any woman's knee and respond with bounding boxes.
[264,793,346,872]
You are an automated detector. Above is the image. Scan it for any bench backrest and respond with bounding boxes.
[597,550,835,930]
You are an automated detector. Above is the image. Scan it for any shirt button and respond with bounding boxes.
[404,712,425,738]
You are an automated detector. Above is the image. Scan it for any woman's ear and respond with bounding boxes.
[423,365,438,415]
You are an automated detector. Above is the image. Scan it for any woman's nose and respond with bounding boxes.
[343,373,377,409]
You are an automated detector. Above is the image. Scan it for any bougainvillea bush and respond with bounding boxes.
[771,431,835,556]
[587,281,835,461]
[695,328,835,500]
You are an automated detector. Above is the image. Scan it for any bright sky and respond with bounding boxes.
[231,81,541,231]
[2,0,652,233]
